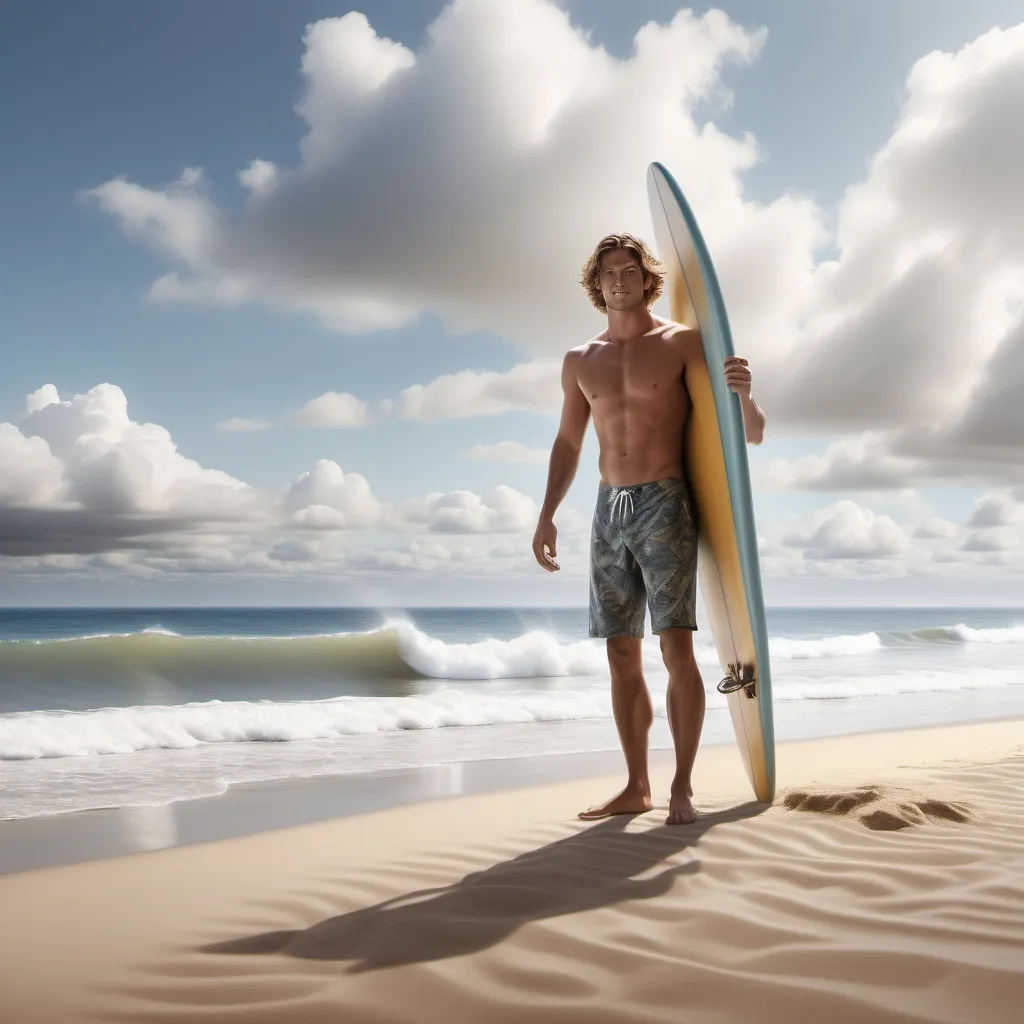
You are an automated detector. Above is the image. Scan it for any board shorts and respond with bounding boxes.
[588,476,698,639]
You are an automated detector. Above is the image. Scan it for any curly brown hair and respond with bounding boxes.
[579,233,664,312]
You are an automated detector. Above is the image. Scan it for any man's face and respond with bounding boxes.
[599,249,648,313]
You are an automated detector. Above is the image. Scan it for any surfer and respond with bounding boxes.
[532,233,765,825]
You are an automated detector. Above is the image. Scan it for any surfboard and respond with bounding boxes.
[646,161,776,802]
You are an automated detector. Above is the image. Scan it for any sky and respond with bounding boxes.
[2,0,1024,607]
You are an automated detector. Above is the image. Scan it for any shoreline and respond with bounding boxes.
[2,710,1022,876]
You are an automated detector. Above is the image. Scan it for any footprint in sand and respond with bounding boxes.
[778,784,978,832]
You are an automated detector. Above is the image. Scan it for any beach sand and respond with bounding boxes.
[1,720,1022,1023]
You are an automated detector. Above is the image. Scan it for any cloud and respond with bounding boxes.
[81,2,1024,495]
[239,158,280,195]
[960,528,1018,553]
[393,484,539,534]
[384,361,562,420]
[1,381,573,580]
[83,1,770,346]
[0,384,269,556]
[782,500,910,560]
[292,391,369,428]
[283,459,380,528]
[753,433,921,491]
[966,491,1024,528]
[217,417,272,432]
[465,440,549,463]
[912,516,959,540]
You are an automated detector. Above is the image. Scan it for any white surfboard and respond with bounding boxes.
[647,161,776,802]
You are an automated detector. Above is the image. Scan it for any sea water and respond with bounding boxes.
[1,606,1022,820]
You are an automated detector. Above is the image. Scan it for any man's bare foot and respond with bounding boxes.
[666,793,697,824]
[667,776,698,824]
[578,784,653,821]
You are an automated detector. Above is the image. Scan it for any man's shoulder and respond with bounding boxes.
[653,317,697,340]
[564,335,607,361]
[655,319,702,358]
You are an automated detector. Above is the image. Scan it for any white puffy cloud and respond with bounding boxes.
[18,383,255,517]
[965,491,1024,528]
[0,384,268,556]
[0,421,65,507]
[960,528,1019,553]
[82,2,1024,491]
[385,361,561,420]
[782,500,910,560]
[753,433,921,491]
[2,381,578,580]
[283,459,380,528]
[912,516,959,540]
[292,391,369,428]
[465,440,549,463]
[394,484,539,534]
[83,1,772,347]
[238,159,279,195]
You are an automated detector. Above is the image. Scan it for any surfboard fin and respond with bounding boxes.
[718,662,757,699]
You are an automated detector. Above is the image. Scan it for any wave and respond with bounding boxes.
[2,661,1023,762]
[0,619,1020,688]
[0,690,613,760]
[901,618,1024,643]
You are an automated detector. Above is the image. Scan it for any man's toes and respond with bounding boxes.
[666,806,698,825]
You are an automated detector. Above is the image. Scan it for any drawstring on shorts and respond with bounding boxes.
[609,486,635,526]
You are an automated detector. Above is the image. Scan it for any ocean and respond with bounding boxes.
[2,605,1023,822]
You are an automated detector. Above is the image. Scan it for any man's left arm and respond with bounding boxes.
[724,356,766,445]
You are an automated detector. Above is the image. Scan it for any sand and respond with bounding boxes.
[1,719,1022,1023]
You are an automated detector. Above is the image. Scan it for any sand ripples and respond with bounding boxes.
[95,756,1024,1023]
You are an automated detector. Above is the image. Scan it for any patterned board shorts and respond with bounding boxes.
[589,477,698,639]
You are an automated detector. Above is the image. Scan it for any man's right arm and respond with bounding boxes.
[533,350,591,572]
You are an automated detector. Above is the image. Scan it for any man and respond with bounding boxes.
[532,233,765,825]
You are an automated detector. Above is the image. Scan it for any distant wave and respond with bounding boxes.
[904,624,1024,644]
[0,619,1021,689]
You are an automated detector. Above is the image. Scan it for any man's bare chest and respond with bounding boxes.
[577,347,686,404]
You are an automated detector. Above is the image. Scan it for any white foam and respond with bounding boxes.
[942,623,1024,644]
[388,620,883,681]
[0,689,620,761]
[776,665,1024,700]
[769,632,882,659]
[389,619,610,678]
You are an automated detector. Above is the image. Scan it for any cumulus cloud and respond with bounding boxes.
[960,528,1018,553]
[0,383,266,556]
[912,516,959,540]
[292,391,369,428]
[393,484,539,534]
[283,459,380,528]
[81,2,1024,491]
[384,361,562,420]
[0,385,562,575]
[753,433,921,491]
[238,158,280,195]
[465,440,550,463]
[966,491,1024,528]
[782,500,910,560]
[83,1,773,346]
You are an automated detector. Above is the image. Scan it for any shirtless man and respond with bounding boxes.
[532,233,765,825]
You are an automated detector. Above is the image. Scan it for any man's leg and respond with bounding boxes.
[578,635,654,820]
[659,627,705,824]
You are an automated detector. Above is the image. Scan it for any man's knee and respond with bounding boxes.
[658,628,698,672]
[606,635,642,673]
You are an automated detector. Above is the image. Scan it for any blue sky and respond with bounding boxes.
[2,0,1023,606]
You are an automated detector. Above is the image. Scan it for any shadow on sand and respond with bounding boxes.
[203,801,767,973]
